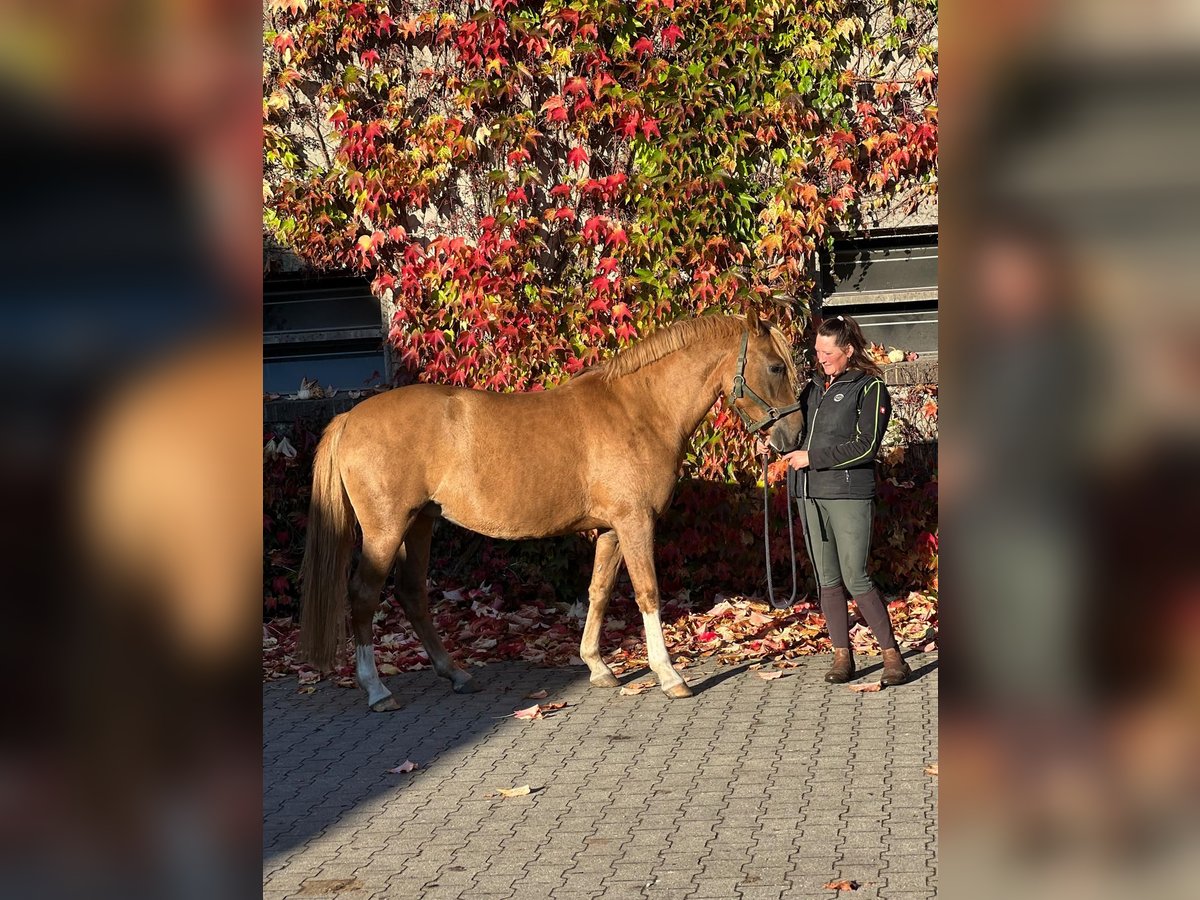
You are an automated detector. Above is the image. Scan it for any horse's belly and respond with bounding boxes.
[438,503,598,540]
[434,483,597,540]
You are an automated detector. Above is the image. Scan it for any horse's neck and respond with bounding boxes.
[614,340,732,445]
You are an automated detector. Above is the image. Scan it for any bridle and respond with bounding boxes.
[729,331,805,434]
[728,329,804,610]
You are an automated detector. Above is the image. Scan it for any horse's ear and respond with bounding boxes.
[745,310,765,334]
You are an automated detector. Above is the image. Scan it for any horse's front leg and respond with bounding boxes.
[396,516,481,695]
[615,517,692,699]
[581,530,622,688]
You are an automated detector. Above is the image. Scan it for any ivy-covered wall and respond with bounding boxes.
[262,0,938,618]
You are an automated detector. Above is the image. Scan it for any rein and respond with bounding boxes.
[760,450,798,610]
[729,330,804,610]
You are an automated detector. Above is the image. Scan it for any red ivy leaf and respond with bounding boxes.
[567,146,589,169]
[606,227,628,247]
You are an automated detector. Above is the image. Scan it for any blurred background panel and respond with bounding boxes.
[0,0,261,896]
[943,0,1200,897]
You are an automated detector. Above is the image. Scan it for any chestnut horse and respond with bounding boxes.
[300,314,802,711]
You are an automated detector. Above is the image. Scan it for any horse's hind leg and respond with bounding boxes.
[350,523,407,712]
[396,515,481,695]
[581,530,622,688]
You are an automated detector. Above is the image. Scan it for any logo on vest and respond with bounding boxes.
[833,393,845,402]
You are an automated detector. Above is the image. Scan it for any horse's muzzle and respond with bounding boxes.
[767,411,804,453]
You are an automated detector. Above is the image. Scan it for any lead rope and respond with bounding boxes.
[761,450,798,610]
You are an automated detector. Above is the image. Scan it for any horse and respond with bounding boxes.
[299,313,803,711]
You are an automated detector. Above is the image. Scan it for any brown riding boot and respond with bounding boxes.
[880,648,912,686]
[824,648,856,683]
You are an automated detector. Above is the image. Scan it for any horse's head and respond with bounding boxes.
[728,315,804,452]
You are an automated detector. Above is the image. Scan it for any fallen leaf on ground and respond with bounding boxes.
[512,701,568,720]
[755,671,784,681]
[378,663,400,676]
[386,760,419,774]
[925,764,938,777]
[497,785,531,798]
[849,683,882,693]
[298,686,315,694]
[620,681,655,696]
[524,689,548,699]
[824,879,859,891]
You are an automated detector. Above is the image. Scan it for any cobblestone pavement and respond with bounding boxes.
[264,652,937,899]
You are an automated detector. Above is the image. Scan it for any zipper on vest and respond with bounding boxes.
[803,386,827,451]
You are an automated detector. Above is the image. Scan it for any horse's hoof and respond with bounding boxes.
[663,682,694,699]
[589,673,620,688]
[452,677,482,694]
[370,695,402,712]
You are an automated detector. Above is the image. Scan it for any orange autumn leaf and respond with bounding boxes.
[513,701,568,720]
[620,681,655,696]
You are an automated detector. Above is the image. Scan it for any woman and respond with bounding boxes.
[785,314,910,686]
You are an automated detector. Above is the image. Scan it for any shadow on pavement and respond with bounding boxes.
[855,649,938,683]
[263,662,593,861]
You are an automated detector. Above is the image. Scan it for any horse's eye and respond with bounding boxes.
[769,364,786,376]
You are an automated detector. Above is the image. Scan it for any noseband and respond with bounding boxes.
[729,331,805,434]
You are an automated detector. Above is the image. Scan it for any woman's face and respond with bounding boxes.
[814,333,853,378]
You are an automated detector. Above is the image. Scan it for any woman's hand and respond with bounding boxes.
[754,436,772,456]
[784,450,810,470]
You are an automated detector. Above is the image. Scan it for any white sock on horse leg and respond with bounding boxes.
[355,644,391,705]
[641,609,682,688]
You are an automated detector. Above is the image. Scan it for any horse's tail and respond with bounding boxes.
[299,412,355,672]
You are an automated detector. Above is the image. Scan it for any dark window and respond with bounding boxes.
[263,274,387,394]
[818,229,938,357]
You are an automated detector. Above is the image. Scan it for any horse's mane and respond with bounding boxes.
[593,315,799,393]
